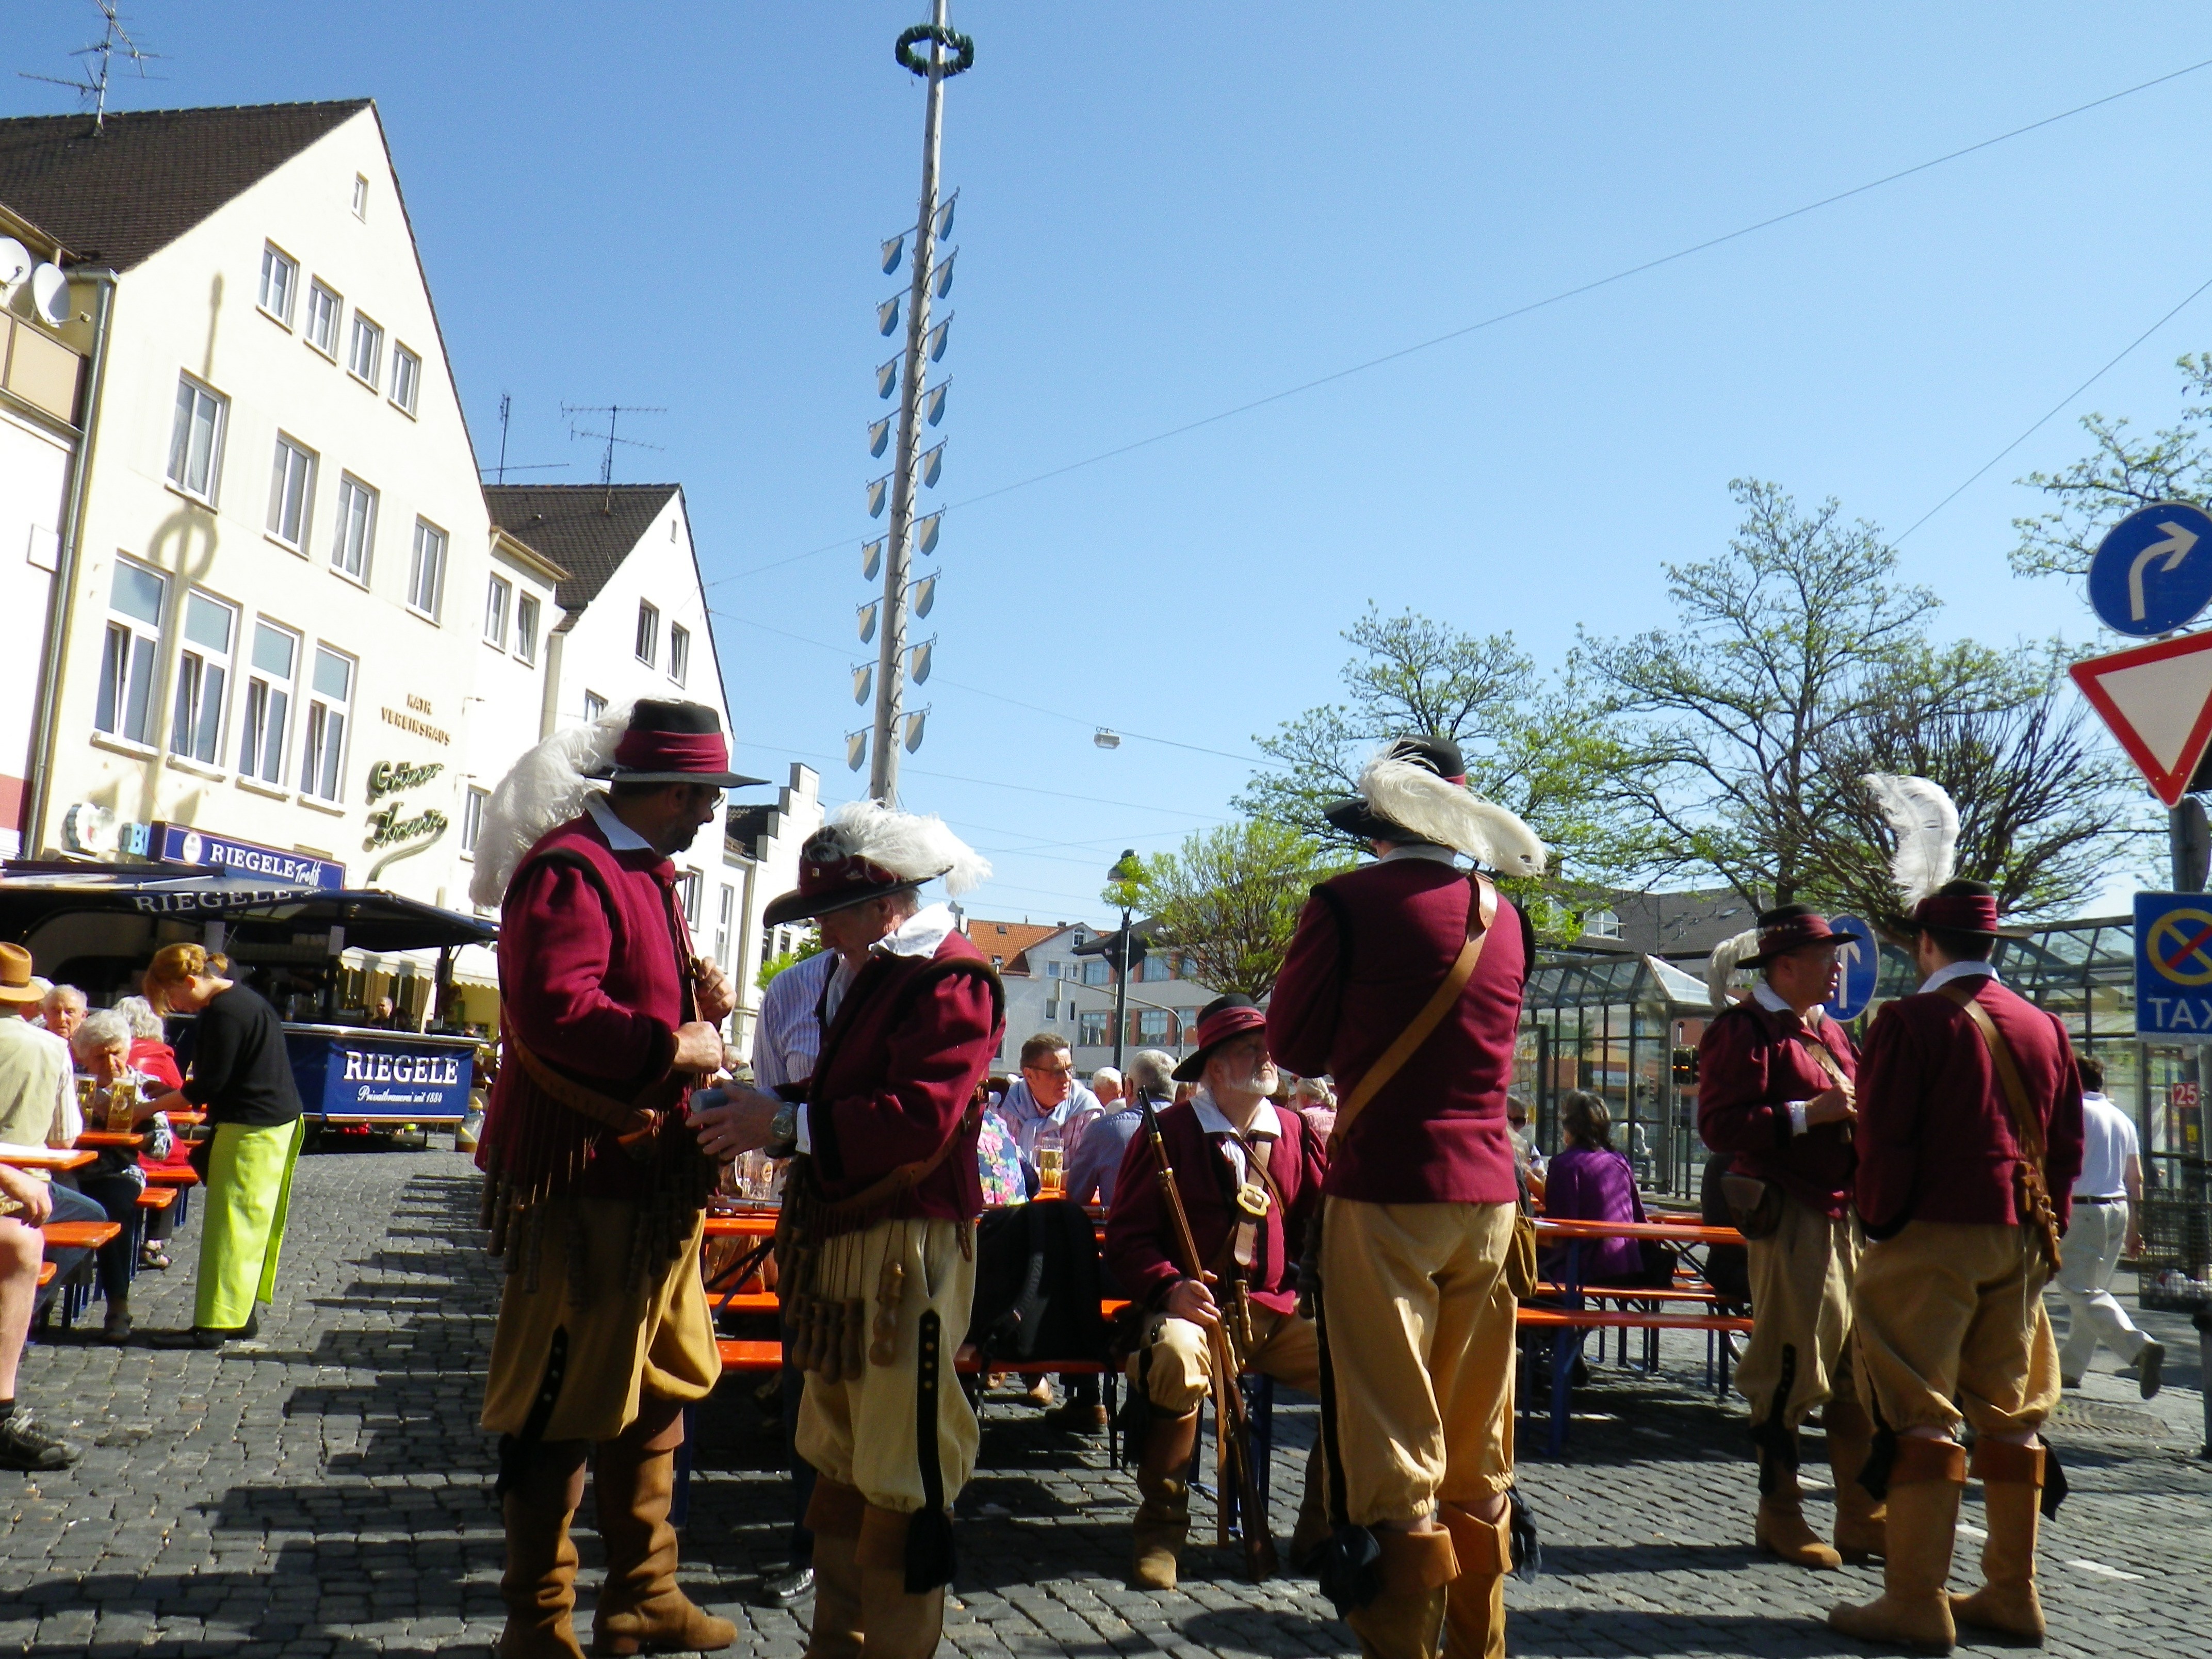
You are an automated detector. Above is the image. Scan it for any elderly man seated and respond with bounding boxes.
[1103,996,1331,1589]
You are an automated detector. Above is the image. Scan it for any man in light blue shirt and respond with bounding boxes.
[995,1032,1102,1180]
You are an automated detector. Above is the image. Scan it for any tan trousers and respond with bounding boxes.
[1320,1197,1518,1526]
[1737,1197,1860,1432]
[480,1198,720,1442]
[1852,1221,2059,1439]
[796,1216,980,1514]
[1130,1302,1320,1410]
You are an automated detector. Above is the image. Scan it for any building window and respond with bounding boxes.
[94,559,166,746]
[462,787,489,854]
[1584,908,1621,940]
[680,870,703,927]
[714,885,734,967]
[258,243,297,325]
[169,590,237,766]
[352,173,369,218]
[1077,1011,1110,1048]
[584,690,607,722]
[1137,1009,1172,1046]
[1081,958,1111,987]
[266,434,317,551]
[238,619,299,786]
[407,521,447,620]
[484,574,511,647]
[332,475,377,581]
[305,281,341,356]
[347,313,383,388]
[166,375,226,503]
[635,600,659,666]
[515,593,540,665]
[668,623,690,686]
[390,344,421,415]
[301,645,354,803]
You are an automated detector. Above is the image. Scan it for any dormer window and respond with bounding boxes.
[1585,908,1622,939]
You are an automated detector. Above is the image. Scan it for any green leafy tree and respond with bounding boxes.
[1113,821,1351,1000]
[1234,607,1649,915]
[2011,353,2212,583]
[756,930,823,992]
[1577,479,1936,906]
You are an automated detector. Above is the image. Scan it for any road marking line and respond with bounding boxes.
[2067,1558,2146,1582]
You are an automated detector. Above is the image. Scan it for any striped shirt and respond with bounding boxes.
[751,949,838,1092]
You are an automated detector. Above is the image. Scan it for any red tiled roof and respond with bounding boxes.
[965,918,1065,975]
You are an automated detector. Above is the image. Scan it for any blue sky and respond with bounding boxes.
[10,3,2210,923]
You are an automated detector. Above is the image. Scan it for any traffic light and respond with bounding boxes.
[1670,1046,1699,1087]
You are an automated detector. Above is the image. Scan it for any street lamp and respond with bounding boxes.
[1107,848,1142,1070]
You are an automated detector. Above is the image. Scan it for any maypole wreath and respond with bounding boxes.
[896,23,975,77]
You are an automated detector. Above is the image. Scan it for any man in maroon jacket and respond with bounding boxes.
[1829,879,2085,1652]
[749,801,1002,1659]
[1104,995,1330,1589]
[1697,905,1882,1569]
[1267,738,1544,1659]
[476,700,760,1659]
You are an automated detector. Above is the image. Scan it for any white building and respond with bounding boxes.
[964,916,1214,1076]
[0,100,556,916]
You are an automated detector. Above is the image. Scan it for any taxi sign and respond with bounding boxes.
[2134,891,2212,1038]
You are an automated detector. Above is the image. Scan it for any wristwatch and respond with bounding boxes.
[767,1101,800,1159]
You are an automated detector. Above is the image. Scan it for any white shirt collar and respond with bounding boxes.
[1750,981,1823,1025]
[1191,1084,1282,1141]
[872,902,955,960]
[1922,959,1999,996]
[585,793,655,854]
[1378,841,1459,866]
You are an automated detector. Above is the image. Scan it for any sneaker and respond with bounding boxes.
[2139,1340,2165,1401]
[0,1410,82,1471]
[754,1565,814,1607]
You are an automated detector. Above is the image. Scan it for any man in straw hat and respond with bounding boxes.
[750,799,1002,1659]
[1699,905,1881,1570]
[473,699,765,1658]
[1829,776,2085,1652]
[1103,993,1331,1590]
[1266,737,1545,1659]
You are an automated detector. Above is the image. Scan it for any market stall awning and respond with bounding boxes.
[0,863,496,952]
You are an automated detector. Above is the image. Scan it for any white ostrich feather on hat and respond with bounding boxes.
[1705,929,1762,1013]
[468,702,635,908]
[1357,752,1547,875]
[819,798,991,896]
[1864,774,1957,912]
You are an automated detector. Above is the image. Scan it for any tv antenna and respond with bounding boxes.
[480,392,571,483]
[19,2,164,135]
[560,400,664,500]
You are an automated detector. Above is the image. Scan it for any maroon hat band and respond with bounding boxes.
[1189,1002,1266,1054]
[1914,891,2001,934]
[1760,914,1835,955]
[613,727,730,776]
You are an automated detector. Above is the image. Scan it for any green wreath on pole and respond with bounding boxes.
[896,23,974,78]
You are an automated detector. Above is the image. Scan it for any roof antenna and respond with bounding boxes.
[561,401,665,512]
[19,2,164,135]
[479,392,571,483]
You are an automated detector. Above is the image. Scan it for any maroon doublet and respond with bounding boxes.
[1697,1001,1858,1217]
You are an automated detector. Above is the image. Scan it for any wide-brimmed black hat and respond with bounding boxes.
[1172,993,1270,1082]
[1323,736,1467,842]
[589,700,765,789]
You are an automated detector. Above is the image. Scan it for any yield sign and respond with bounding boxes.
[2070,630,2212,806]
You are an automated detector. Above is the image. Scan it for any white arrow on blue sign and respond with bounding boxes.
[1824,914,1881,1023]
[2087,501,2212,637]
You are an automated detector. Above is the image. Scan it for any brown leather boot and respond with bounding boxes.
[1131,1409,1198,1589]
[1949,1441,2046,1644]
[855,1506,946,1659]
[1828,1438,1965,1654]
[1439,1503,1510,1659]
[802,1480,866,1659]
[1824,1396,1888,1564]
[589,1411,737,1656]
[1288,1439,1331,1571]
[1755,1453,1842,1570]
[497,1440,590,1659]
[1343,1527,1456,1659]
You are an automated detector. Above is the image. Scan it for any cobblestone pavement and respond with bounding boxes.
[2,1147,2205,1656]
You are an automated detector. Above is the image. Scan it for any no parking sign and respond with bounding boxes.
[2134,891,2212,1038]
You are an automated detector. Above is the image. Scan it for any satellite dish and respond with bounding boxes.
[30,264,69,327]
[0,238,29,292]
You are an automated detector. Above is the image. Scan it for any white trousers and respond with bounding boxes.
[2055,1201,2148,1380]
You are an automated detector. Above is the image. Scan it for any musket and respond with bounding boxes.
[1137,1095,1276,1582]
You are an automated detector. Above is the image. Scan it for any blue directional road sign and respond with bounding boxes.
[2087,501,2212,638]
[2134,891,2212,1038]
[1824,914,1880,1023]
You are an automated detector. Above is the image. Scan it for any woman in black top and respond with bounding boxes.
[142,945,306,1350]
